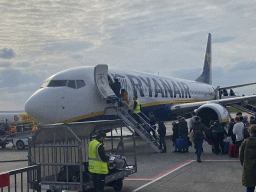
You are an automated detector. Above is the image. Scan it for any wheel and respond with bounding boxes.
[1,144,6,148]
[16,140,25,150]
[113,178,123,192]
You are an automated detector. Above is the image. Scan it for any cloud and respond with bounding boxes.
[16,62,31,68]
[230,62,256,72]
[0,48,16,59]
[43,41,92,54]
[0,69,46,90]
[213,37,235,44]
[0,101,24,111]
[0,62,11,68]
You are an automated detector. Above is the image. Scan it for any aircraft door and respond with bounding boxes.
[94,64,116,99]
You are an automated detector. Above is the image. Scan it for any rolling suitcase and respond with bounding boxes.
[228,144,239,157]
[175,137,184,150]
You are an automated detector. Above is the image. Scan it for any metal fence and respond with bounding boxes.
[0,165,41,192]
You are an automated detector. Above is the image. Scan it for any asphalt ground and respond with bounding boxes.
[0,114,248,192]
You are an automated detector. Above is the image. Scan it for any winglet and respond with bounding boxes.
[195,33,212,85]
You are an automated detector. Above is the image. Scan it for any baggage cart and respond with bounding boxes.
[28,120,137,192]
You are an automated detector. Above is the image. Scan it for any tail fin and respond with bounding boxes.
[195,33,212,85]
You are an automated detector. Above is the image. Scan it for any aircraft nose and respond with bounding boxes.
[25,89,57,124]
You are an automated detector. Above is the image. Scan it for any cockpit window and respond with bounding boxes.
[46,80,85,89]
[48,80,67,87]
[76,80,85,89]
[67,80,76,89]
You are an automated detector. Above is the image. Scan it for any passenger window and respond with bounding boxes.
[48,80,67,87]
[76,80,85,89]
[67,80,76,89]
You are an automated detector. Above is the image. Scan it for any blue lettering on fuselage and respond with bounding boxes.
[159,79,173,98]
[139,76,153,97]
[126,75,145,97]
[111,73,191,99]
[152,78,164,97]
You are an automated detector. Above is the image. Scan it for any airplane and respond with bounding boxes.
[25,33,256,127]
[0,112,37,125]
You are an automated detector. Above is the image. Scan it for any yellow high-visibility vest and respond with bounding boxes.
[88,140,109,174]
[134,100,141,113]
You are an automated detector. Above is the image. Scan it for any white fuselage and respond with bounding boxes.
[25,66,216,124]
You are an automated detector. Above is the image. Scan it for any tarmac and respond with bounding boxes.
[0,115,249,192]
[103,135,244,192]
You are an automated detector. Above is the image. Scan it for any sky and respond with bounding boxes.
[1,0,256,111]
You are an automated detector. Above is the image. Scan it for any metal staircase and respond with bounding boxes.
[106,102,162,153]
[231,103,256,116]
[93,64,162,153]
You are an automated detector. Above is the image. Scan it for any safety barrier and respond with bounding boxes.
[0,165,41,192]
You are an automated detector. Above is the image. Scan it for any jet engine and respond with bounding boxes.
[195,103,230,126]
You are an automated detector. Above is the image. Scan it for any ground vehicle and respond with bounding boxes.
[28,120,137,192]
[0,131,34,150]
[0,136,8,148]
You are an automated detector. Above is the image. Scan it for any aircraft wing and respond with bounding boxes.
[171,95,256,115]
[218,82,256,91]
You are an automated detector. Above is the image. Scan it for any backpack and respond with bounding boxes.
[212,125,224,134]
[243,124,250,139]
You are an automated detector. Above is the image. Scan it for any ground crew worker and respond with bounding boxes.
[133,95,142,125]
[88,132,109,192]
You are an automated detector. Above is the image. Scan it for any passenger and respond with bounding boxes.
[233,116,245,147]
[223,89,228,96]
[88,131,109,192]
[251,114,256,125]
[239,125,256,192]
[210,120,227,155]
[132,95,142,126]
[237,112,243,117]
[172,121,179,152]
[250,116,254,124]
[230,89,235,96]
[189,112,197,133]
[148,112,157,140]
[228,118,236,144]
[178,116,189,153]
[0,125,5,136]
[243,115,250,126]
[191,117,208,163]
[120,89,129,115]
[219,90,222,99]
[205,120,214,145]
[157,120,166,153]
[111,78,121,97]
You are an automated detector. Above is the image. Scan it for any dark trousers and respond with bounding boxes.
[247,186,255,192]
[92,173,106,192]
[159,136,166,151]
[194,139,203,159]
[236,140,244,148]
[212,134,224,154]
[133,113,142,125]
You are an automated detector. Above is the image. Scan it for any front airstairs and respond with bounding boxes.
[105,102,162,153]
[94,64,162,153]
